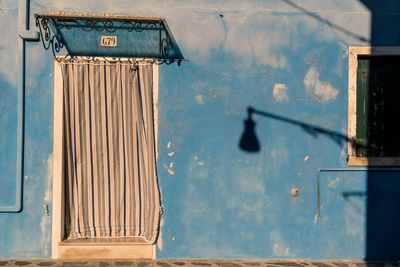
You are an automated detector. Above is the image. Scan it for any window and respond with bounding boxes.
[52,58,160,259]
[348,46,400,165]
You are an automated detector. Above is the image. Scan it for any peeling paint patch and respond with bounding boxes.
[208,86,231,101]
[272,83,289,103]
[304,67,339,102]
[270,231,295,257]
[163,163,175,175]
[240,231,255,240]
[192,156,205,166]
[195,94,204,105]
[314,214,320,224]
[270,147,289,163]
[328,177,340,189]
[165,142,175,174]
[188,155,209,181]
[304,156,309,161]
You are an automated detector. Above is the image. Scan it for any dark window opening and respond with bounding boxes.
[356,56,400,157]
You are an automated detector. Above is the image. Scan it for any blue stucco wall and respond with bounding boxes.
[1,0,400,260]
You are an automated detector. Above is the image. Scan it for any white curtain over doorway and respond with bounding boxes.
[61,60,161,243]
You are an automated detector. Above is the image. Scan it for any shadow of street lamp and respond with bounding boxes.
[239,106,360,153]
[239,107,260,152]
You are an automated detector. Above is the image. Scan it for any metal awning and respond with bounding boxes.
[34,12,185,65]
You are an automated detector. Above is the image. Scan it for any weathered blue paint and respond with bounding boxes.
[0,0,40,213]
[1,0,400,260]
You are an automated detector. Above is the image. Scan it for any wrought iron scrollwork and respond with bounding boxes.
[54,55,182,66]
[34,14,185,65]
[51,18,160,33]
[36,17,65,62]
[57,55,157,64]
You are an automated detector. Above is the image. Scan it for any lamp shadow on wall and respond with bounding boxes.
[238,106,360,153]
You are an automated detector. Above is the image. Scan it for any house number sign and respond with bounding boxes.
[101,36,118,47]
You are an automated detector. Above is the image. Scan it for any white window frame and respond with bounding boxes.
[348,46,400,166]
[51,58,159,259]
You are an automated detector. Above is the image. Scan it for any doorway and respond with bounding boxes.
[51,58,161,259]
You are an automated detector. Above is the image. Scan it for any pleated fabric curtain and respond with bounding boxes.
[61,60,161,243]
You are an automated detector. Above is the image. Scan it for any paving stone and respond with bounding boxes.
[296,262,310,266]
[137,262,150,267]
[61,262,89,267]
[98,262,111,267]
[313,263,335,267]
[36,262,57,266]
[215,262,242,267]
[61,261,88,266]
[330,262,350,267]
[13,261,32,266]
[115,262,134,266]
[157,262,171,267]
[242,262,261,266]
[0,261,9,266]
[173,263,186,266]
[191,262,212,266]
[272,262,304,267]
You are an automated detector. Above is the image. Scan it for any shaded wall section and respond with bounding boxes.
[359,1,400,261]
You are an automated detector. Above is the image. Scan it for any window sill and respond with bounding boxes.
[58,238,155,259]
[348,156,400,166]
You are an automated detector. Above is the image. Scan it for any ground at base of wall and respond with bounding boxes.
[0,260,398,267]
